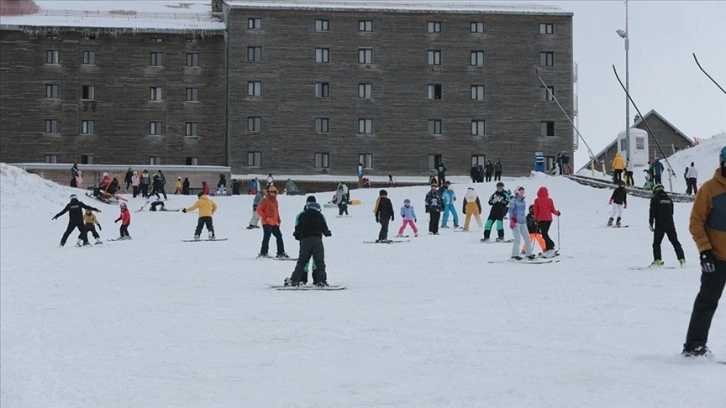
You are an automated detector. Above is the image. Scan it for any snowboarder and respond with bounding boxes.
[648,184,685,267]
[509,187,535,261]
[82,208,103,245]
[397,199,418,237]
[256,186,289,257]
[439,182,459,228]
[247,188,266,229]
[607,180,628,227]
[373,189,394,242]
[52,194,101,247]
[482,182,510,242]
[682,146,726,357]
[333,185,349,216]
[686,162,699,195]
[182,192,218,240]
[533,186,561,258]
[289,196,323,284]
[286,201,332,287]
[461,187,482,231]
[114,202,131,240]
[611,152,625,184]
[424,183,443,235]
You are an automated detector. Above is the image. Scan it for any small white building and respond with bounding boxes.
[616,128,649,167]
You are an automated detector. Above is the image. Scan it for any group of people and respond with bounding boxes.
[469,160,504,183]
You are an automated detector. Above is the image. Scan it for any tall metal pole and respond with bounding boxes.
[624,0,630,165]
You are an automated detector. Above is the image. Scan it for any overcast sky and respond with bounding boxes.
[538,0,726,167]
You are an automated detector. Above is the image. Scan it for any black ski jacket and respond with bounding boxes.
[294,209,331,239]
[610,186,628,205]
[374,196,395,221]
[526,213,540,234]
[54,199,100,224]
[425,190,444,213]
[649,190,675,228]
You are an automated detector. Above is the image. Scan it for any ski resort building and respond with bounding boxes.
[0,0,575,176]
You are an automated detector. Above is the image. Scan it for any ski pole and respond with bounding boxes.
[557,215,561,252]
[595,203,609,214]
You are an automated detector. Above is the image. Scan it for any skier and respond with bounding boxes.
[650,158,664,185]
[424,183,443,235]
[182,192,218,240]
[482,182,510,242]
[523,204,546,254]
[509,187,535,261]
[256,186,289,257]
[533,186,561,258]
[611,152,625,184]
[439,182,459,228]
[648,184,685,267]
[246,188,266,229]
[52,194,101,247]
[373,189,394,242]
[124,167,133,193]
[333,185,349,216]
[682,146,726,357]
[685,162,699,195]
[436,161,447,186]
[493,160,503,182]
[82,208,103,245]
[397,199,418,237]
[607,180,628,227]
[114,202,132,240]
[461,187,482,232]
[139,193,165,212]
[174,177,182,194]
[286,200,332,287]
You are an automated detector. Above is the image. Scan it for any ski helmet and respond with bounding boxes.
[69,194,77,199]
[119,202,127,209]
[720,146,726,164]
[652,184,664,192]
[306,202,321,212]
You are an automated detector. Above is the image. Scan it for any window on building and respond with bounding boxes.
[149,121,164,135]
[185,122,199,136]
[359,153,373,169]
[620,138,627,151]
[81,85,95,100]
[540,121,555,137]
[84,34,96,40]
[46,84,60,99]
[81,120,95,134]
[46,33,59,40]
[470,85,485,101]
[247,46,262,62]
[428,154,443,170]
[471,120,486,136]
[186,157,198,165]
[315,48,330,63]
[186,87,199,101]
[358,83,372,99]
[44,154,58,163]
[248,81,261,96]
[315,117,330,134]
[82,51,96,65]
[149,52,164,66]
[247,116,261,132]
[540,86,555,101]
[359,20,372,32]
[185,38,197,44]
[45,50,59,64]
[149,156,162,165]
[150,87,163,101]
[315,82,330,98]
[470,22,485,33]
[248,151,261,167]
[470,51,485,66]
[427,50,442,65]
[315,19,329,31]
[427,84,442,100]
[151,37,163,43]
[358,48,372,64]
[45,119,59,134]
[358,119,373,134]
[540,23,554,34]
[248,18,261,29]
[427,21,441,33]
[428,119,443,135]
[186,53,199,67]
[315,152,330,168]
[81,154,94,164]
[471,155,485,167]
[539,52,554,67]
[636,137,645,150]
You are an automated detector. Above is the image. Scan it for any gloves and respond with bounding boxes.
[509,215,517,230]
[699,250,716,273]
[182,208,187,213]
[98,225,102,231]
[624,203,628,209]
[414,219,417,223]
[375,216,380,223]
[609,199,613,205]
[649,224,654,232]
[52,216,58,220]
[556,211,561,216]
[324,231,332,237]
[115,219,119,223]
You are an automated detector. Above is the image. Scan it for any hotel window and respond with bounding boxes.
[248,151,261,167]
[81,154,94,164]
[186,87,199,101]
[540,121,555,137]
[470,51,485,66]
[470,22,485,33]
[359,20,372,32]
[81,85,95,100]
[358,48,372,64]
[248,117,261,132]
[248,18,261,29]
[149,156,162,165]
[82,51,96,65]
[540,23,554,34]
[149,52,164,66]
[247,46,262,62]
[471,120,486,136]
[45,119,59,134]
[428,119,443,135]
[427,84,442,100]
[315,48,329,63]
[45,50,59,64]
[46,84,60,99]
[186,53,199,67]
[470,85,485,101]
[540,86,555,101]
[315,152,330,168]
[358,119,373,134]
[248,81,261,96]
[427,50,441,65]
[186,157,198,165]
[185,122,199,137]
[315,117,329,134]
[150,87,163,101]
[315,19,329,31]
[539,52,554,67]
[358,153,373,169]
[315,82,330,98]
[149,121,164,136]
[358,83,372,99]
[81,120,95,135]
[427,21,441,33]
[44,154,58,163]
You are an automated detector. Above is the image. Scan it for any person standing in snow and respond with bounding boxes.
[509,187,535,261]
[333,185,349,216]
[256,186,289,257]
[52,194,101,247]
[482,182,510,242]
[83,208,103,245]
[493,160,503,182]
[424,183,443,235]
[611,152,625,184]
[247,188,266,229]
[124,167,133,193]
[461,187,482,232]
[174,177,183,194]
[397,199,418,237]
[607,180,628,227]
[286,201,332,287]
[533,186,561,257]
[485,160,494,183]
[439,182,459,229]
[140,170,150,198]
[648,184,685,267]
[70,163,80,187]
[686,162,699,195]
[650,158,664,185]
[373,189,394,242]
[286,196,328,286]
[131,171,140,198]
[682,146,726,357]
[182,177,191,195]
[524,204,546,254]
[183,192,218,241]
[114,202,132,240]
[436,161,447,186]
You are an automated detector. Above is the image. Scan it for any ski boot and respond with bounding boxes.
[607,218,613,227]
[257,253,270,258]
[650,259,665,267]
[511,256,523,261]
[616,217,622,227]
[194,234,200,241]
[208,231,215,240]
[682,344,711,357]
[679,259,686,267]
[95,239,103,245]
[495,237,505,242]
[284,278,299,287]
[276,253,290,259]
[315,281,329,288]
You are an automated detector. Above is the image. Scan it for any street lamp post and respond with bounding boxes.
[617,0,630,165]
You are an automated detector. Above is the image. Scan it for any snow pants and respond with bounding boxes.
[428,211,440,234]
[248,210,261,227]
[652,225,684,261]
[613,169,623,184]
[84,223,100,239]
[463,212,482,231]
[441,204,459,227]
[483,218,504,240]
[62,221,88,246]
[338,202,348,216]
[119,224,130,238]
[522,233,546,253]
[261,225,285,255]
[685,259,726,349]
[378,217,391,241]
[538,220,556,251]
[291,236,326,285]
[686,178,698,195]
[494,171,502,181]
[194,216,214,236]
[511,223,533,258]
[610,204,623,219]
[398,219,418,235]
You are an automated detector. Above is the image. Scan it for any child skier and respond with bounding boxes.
[114,202,131,240]
[174,177,183,194]
[533,186,561,258]
[424,183,444,235]
[461,187,482,231]
[373,189,394,242]
[83,208,103,245]
[482,182,510,242]
[139,193,165,212]
[439,181,459,228]
[246,188,266,229]
[52,194,101,247]
[607,180,628,227]
[397,199,418,237]
[649,184,685,267]
[523,204,546,254]
[509,187,535,261]
[183,192,218,240]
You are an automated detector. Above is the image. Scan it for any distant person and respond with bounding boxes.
[182,192,218,241]
[182,177,190,195]
[373,189,394,242]
[648,184,685,267]
[70,163,80,188]
[436,161,447,186]
[356,162,364,188]
[114,202,132,240]
[124,167,133,192]
[686,162,699,195]
[650,158,664,185]
[612,152,625,184]
[174,177,183,194]
[485,160,494,182]
[256,186,289,258]
[494,160,503,181]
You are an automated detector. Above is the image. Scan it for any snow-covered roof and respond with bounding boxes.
[224,0,570,15]
[0,0,226,33]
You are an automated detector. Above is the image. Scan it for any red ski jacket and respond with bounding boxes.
[533,187,560,222]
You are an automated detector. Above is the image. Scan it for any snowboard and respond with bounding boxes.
[266,283,346,291]
[628,265,679,270]
[607,225,630,228]
[181,238,228,242]
[363,239,411,244]
[257,255,297,261]
[488,258,559,264]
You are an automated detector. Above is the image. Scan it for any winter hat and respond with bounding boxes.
[69,194,77,199]
[197,192,204,198]
[468,187,474,191]
[652,184,664,192]
[307,202,321,212]
[496,182,504,187]
[268,186,278,193]
[120,202,127,209]
[306,196,317,203]
[103,172,109,177]
[379,189,388,196]
[403,199,411,205]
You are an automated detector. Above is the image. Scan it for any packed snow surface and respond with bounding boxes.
[1,159,724,407]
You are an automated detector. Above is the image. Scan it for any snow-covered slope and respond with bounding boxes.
[1,163,724,408]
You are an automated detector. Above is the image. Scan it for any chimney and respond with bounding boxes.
[633,114,641,123]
